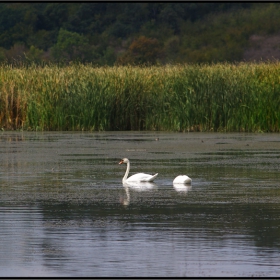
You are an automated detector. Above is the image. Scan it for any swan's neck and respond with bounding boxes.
[122,161,130,183]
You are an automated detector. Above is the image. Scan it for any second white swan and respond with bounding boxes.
[173,175,192,184]
[119,158,158,183]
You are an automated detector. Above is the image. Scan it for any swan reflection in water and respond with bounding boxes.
[120,181,157,206]
[173,183,192,193]
[120,185,130,206]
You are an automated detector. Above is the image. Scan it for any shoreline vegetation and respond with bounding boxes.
[0,62,279,132]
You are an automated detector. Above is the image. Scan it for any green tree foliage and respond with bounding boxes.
[0,4,25,48]
[65,3,107,34]
[0,47,6,62]
[51,28,94,63]
[0,3,280,65]
[163,36,180,63]
[26,45,44,63]
[101,46,116,66]
[42,3,70,30]
[5,43,28,63]
[117,36,161,65]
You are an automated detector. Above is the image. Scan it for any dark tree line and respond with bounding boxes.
[0,3,277,65]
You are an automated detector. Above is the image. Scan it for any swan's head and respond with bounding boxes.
[119,158,129,165]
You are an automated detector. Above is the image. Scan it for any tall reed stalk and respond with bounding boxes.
[0,62,279,132]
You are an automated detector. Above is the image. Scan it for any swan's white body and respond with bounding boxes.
[119,158,158,183]
[123,181,156,191]
[173,175,192,184]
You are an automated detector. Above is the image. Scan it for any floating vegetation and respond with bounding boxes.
[0,62,279,132]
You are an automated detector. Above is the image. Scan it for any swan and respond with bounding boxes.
[173,175,192,184]
[119,158,158,183]
[123,181,156,191]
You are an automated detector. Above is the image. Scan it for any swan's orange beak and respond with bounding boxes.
[119,159,124,165]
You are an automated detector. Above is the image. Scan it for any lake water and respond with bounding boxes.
[0,131,280,277]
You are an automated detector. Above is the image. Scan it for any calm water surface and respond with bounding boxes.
[0,131,280,277]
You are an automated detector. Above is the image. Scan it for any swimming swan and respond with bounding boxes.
[173,175,192,184]
[119,158,158,183]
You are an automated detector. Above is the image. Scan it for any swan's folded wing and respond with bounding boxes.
[145,173,158,182]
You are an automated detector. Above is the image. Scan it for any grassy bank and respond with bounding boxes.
[0,62,279,132]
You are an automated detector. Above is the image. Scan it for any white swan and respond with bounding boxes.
[123,181,157,191]
[119,158,158,183]
[173,175,192,184]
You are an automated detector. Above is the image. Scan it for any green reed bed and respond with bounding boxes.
[0,62,279,132]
